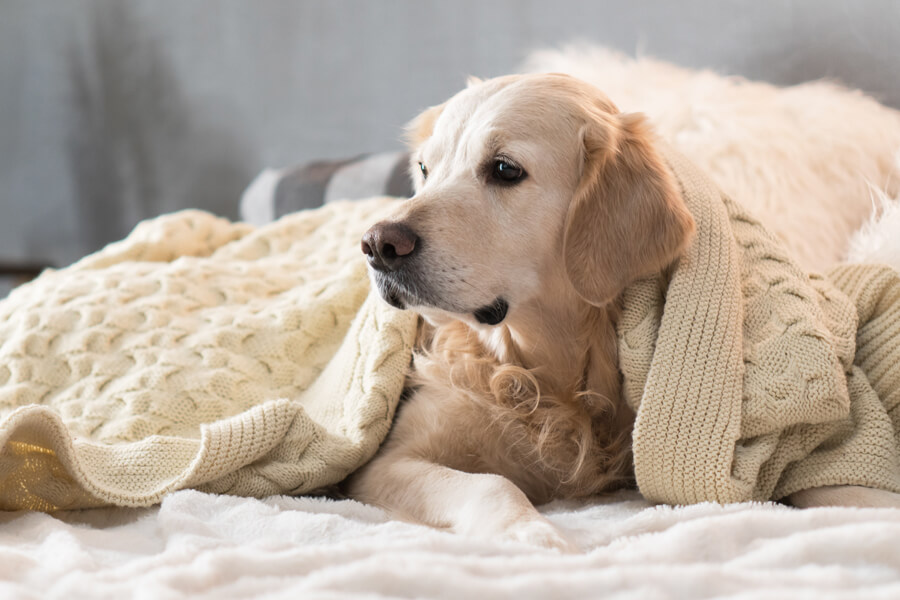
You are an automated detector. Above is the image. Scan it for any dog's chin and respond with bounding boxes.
[370,272,408,310]
[382,289,407,310]
[376,285,415,311]
[399,295,509,328]
[411,300,509,328]
[372,272,510,326]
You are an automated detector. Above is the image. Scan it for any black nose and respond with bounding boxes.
[361,221,420,271]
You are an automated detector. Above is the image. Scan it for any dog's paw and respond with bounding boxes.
[500,518,579,553]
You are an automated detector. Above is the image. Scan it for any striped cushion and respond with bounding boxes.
[241,152,413,225]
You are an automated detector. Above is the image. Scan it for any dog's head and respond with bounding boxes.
[362,73,694,327]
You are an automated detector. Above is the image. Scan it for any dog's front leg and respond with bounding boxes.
[347,451,577,552]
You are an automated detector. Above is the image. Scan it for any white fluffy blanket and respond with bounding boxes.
[2,490,899,599]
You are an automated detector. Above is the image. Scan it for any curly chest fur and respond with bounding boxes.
[475,394,635,504]
[410,319,635,505]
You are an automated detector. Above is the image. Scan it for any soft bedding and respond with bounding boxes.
[2,489,899,599]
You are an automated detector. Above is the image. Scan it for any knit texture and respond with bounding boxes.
[0,199,417,511]
[620,148,900,504]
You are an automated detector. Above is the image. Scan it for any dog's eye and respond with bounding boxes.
[419,162,428,180]
[492,160,525,184]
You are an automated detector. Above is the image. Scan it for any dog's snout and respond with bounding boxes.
[361,221,420,271]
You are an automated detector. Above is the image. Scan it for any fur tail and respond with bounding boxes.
[846,186,900,273]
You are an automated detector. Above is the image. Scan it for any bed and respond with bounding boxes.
[3,488,900,599]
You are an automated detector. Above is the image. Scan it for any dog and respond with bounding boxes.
[346,73,900,551]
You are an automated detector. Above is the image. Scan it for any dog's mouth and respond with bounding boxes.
[374,275,411,310]
[384,289,406,310]
[372,270,427,311]
[472,298,509,325]
[372,271,509,325]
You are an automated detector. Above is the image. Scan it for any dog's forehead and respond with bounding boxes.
[431,79,511,142]
[435,76,584,145]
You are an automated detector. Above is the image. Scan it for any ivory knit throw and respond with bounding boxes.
[621,148,900,504]
[0,199,417,511]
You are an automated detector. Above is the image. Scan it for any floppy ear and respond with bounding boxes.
[404,102,446,148]
[563,111,695,306]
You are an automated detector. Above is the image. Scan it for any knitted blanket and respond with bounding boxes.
[620,148,900,504]
[0,199,417,511]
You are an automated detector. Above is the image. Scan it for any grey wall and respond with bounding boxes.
[2,0,899,273]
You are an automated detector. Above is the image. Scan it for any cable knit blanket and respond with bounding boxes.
[0,199,417,510]
[620,148,900,505]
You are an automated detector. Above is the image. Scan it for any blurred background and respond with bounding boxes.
[2,0,899,296]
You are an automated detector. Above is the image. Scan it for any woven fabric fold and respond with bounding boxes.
[0,199,417,510]
[621,148,900,504]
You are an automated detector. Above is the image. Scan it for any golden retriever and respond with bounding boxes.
[347,73,900,551]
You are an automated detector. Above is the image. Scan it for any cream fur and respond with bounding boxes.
[846,171,900,271]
